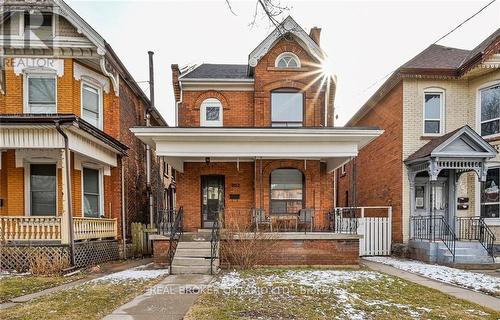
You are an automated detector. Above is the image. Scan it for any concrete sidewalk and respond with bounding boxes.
[103,274,213,320]
[362,259,500,312]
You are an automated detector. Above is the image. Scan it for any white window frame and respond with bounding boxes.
[24,161,58,216]
[21,11,56,39]
[422,88,445,136]
[81,80,103,129]
[275,52,301,69]
[81,165,105,218]
[24,71,58,113]
[200,98,223,127]
[477,80,500,139]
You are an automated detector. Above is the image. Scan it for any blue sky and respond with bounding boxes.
[67,0,500,125]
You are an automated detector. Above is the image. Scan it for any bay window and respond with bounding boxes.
[480,83,500,137]
[271,90,304,127]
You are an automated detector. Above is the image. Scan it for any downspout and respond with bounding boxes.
[55,121,75,267]
[146,51,155,225]
[121,157,127,259]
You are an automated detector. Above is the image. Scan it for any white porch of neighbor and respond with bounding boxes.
[0,121,124,243]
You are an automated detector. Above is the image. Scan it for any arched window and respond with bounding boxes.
[275,52,301,69]
[270,169,304,214]
[200,98,223,127]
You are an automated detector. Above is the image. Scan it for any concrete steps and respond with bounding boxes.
[437,241,496,265]
[171,232,219,275]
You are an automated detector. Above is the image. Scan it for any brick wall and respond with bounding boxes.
[338,82,404,242]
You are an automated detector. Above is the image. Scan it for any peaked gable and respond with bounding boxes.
[248,16,325,69]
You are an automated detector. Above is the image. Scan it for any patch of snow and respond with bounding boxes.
[365,257,500,296]
[90,265,168,283]
[0,270,31,278]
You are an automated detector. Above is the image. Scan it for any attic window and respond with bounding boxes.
[24,12,53,38]
[275,52,301,69]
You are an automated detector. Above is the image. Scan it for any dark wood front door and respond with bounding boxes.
[201,175,224,228]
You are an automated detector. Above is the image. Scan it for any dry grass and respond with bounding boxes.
[186,268,500,320]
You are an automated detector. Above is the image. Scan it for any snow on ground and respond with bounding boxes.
[365,256,500,296]
[0,270,30,278]
[211,270,431,319]
[90,264,169,283]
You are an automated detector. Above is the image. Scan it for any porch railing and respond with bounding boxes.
[0,216,118,242]
[0,216,62,241]
[73,217,118,240]
[168,207,183,275]
[331,206,393,234]
[410,215,456,262]
[210,208,222,275]
[456,217,496,259]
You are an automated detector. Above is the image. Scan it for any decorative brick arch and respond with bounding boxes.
[193,90,229,110]
[263,79,308,93]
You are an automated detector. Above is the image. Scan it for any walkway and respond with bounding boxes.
[362,259,500,312]
[103,274,213,320]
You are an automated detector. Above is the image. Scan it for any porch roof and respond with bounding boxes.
[131,126,383,172]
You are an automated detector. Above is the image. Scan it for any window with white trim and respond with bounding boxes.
[480,83,500,137]
[82,83,102,128]
[200,98,223,127]
[26,74,56,113]
[30,163,57,216]
[275,52,300,69]
[481,168,500,218]
[83,167,103,218]
[423,91,444,135]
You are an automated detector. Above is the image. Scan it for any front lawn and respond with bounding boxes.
[0,274,85,303]
[0,266,168,320]
[186,268,500,319]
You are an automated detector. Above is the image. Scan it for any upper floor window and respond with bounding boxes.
[26,73,56,113]
[82,83,102,129]
[271,90,303,127]
[275,52,301,69]
[24,12,53,39]
[200,98,223,127]
[423,90,444,135]
[480,83,500,137]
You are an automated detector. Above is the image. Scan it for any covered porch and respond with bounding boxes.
[0,115,126,244]
[132,127,383,233]
[406,126,498,263]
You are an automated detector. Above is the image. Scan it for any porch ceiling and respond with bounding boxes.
[131,127,383,172]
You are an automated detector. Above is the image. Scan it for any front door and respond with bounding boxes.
[201,175,224,228]
[432,180,449,221]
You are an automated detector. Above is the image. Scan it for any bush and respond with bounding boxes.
[29,252,70,275]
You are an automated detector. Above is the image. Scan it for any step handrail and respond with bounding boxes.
[478,218,496,261]
[210,208,222,275]
[410,215,456,262]
[168,207,183,275]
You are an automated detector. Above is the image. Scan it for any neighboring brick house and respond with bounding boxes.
[338,29,500,264]
[133,16,382,269]
[0,0,169,268]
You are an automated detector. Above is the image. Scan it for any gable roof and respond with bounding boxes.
[347,28,500,127]
[180,64,251,80]
[405,125,497,163]
[248,16,326,71]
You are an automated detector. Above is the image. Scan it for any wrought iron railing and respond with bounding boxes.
[410,215,456,262]
[331,207,359,234]
[456,217,496,260]
[210,209,222,275]
[167,207,183,275]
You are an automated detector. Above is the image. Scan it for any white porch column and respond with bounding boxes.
[60,148,70,245]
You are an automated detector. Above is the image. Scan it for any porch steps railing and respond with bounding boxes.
[456,217,496,260]
[210,209,222,275]
[410,215,456,262]
[167,207,184,275]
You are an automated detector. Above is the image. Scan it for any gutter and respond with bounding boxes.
[55,120,76,267]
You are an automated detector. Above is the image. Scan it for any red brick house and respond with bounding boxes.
[0,0,170,269]
[338,29,500,265]
[133,17,383,272]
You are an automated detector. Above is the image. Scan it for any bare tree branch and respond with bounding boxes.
[225,0,290,29]
[225,0,237,16]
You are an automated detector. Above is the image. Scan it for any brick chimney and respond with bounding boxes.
[309,27,321,46]
[171,64,181,102]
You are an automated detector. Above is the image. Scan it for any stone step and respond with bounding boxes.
[438,248,490,256]
[438,254,495,264]
[171,265,214,275]
[180,233,212,242]
[177,241,212,249]
[172,257,218,267]
[175,248,212,258]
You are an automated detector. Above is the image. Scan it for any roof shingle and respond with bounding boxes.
[181,64,251,80]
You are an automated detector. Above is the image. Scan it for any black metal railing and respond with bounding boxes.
[210,208,222,275]
[456,217,496,260]
[331,207,359,234]
[410,215,456,262]
[157,208,179,236]
[167,207,183,275]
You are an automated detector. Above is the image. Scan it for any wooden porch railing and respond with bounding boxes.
[0,216,118,242]
[0,216,62,241]
[73,217,118,240]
